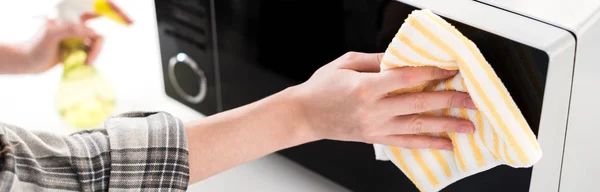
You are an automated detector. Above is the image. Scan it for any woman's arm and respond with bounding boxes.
[185,87,313,182]
[0,44,30,74]
[185,52,476,182]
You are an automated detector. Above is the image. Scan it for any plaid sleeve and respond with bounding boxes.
[0,111,190,192]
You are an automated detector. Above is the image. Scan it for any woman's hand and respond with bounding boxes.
[0,17,102,74]
[291,52,476,150]
[0,0,132,74]
[22,16,103,74]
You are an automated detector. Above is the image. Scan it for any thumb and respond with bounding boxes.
[45,19,90,40]
[336,52,384,73]
[44,20,83,42]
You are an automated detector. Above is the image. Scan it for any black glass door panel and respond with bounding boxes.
[229,1,548,192]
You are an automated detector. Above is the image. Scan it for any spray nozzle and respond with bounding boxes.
[93,0,132,25]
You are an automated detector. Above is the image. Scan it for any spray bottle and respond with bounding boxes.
[53,0,131,129]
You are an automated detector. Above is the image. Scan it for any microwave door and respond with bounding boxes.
[274,1,574,192]
[377,0,574,191]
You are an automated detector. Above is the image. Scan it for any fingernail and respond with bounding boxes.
[459,124,473,133]
[463,97,476,109]
[442,144,454,150]
[444,70,457,75]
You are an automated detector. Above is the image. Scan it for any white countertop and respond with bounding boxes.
[0,0,350,191]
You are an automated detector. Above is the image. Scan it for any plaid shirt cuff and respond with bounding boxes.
[104,111,190,191]
[0,111,190,192]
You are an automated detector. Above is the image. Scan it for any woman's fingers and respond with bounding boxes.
[58,23,104,65]
[336,52,384,72]
[374,135,454,150]
[377,91,476,115]
[370,66,457,94]
[80,13,100,22]
[382,114,474,135]
[83,28,104,65]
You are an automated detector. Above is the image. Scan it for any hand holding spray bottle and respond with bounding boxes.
[54,0,132,129]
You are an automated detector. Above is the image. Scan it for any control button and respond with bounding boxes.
[168,53,207,104]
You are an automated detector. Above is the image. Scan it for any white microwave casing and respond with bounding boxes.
[399,0,600,191]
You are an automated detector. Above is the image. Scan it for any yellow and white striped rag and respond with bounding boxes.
[372,9,543,192]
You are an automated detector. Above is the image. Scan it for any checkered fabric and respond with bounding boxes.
[0,111,189,191]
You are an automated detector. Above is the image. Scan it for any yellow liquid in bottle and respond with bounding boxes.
[55,39,116,129]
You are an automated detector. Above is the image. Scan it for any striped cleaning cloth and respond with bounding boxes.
[372,9,543,192]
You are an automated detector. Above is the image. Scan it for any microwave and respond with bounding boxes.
[154,0,600,191]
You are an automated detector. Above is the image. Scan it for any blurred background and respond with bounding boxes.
[0,0,198,132]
